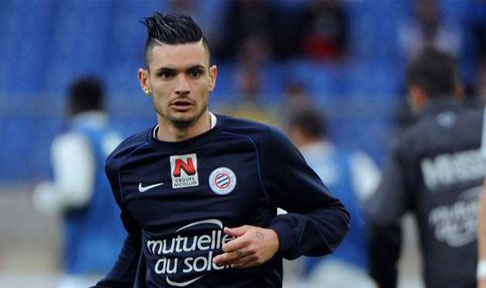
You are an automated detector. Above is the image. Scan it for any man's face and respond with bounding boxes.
[138,40,217,128]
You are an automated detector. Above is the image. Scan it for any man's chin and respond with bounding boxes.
[156,106,207,129]
[169,114,197,128]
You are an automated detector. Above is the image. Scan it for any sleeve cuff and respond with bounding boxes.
[269,216,297,258]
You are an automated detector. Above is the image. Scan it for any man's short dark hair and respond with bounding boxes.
[68,77,104,116]
[406,47,457,98]
[289,108,327,139]
[141,13,210,68]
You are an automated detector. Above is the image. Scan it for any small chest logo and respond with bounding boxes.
[209,167,237,195]
[170,154,199,189]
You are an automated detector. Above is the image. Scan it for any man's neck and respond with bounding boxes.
[156,111,212,142]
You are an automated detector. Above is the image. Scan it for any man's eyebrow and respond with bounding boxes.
[187,65,205,71]
[154,65,206,73]
[155,67,176,73]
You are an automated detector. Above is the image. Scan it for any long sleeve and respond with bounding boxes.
[32,132,95,215]
[367,223,402,288]
[260,128,350,260]
[349,151,381,202]
[365,141,414,288]
[92,156,142,287]
[366,143,413,227]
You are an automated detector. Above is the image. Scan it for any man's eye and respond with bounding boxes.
[190,70,202,78]
[159,71,174,79]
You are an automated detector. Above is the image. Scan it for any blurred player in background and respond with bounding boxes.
[93,13,349,288]
[477,106,486,288]
[288,108,379,288]
[32,77,125,288]
[366,48,484,288]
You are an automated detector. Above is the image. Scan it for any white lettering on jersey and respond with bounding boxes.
[146,219,234,287]
[428,186,481,247]
[421,149,484,190]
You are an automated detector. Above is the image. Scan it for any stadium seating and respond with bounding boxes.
[0,0,476,181]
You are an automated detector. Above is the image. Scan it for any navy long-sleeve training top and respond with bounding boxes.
[93,114,349,288]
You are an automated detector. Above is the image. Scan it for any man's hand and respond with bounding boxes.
[479,279,486,288]
[213,225,279,268]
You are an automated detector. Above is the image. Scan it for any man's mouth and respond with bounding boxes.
[171,100,193,112]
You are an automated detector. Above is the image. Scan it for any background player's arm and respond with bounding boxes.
[32,133,95,215]
[479,180,486,288]
[478,107,486,288]
[350,151,381,201]
[92,156,142,288]
[365,142,413,288]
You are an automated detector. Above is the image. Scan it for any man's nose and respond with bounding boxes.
[175,74,190,95]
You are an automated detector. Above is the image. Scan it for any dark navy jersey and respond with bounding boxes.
[366,100,484,288]
[94,114,349,288]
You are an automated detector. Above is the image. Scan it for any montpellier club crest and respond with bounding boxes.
[208,167,237,195]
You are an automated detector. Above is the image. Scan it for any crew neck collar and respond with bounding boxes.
[148,112,221,149]
[419,99,464,118]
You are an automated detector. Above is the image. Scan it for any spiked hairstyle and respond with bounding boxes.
[141,13,210,69]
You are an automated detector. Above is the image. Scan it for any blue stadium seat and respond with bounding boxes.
[343,61,402,98]
[209,62,238,105]
[286,60,344,101]
[2,1,55,93]
[260,61,287,104]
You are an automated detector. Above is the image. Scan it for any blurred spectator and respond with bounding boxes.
[283,82,312,116]
[269,1,308,60]
[218,0,273,61]
[288,108,379,288]
[398,0,462,59]
[32,77,125,288]
[461,0,485,105]
[366,48,483,288]
[301,0,348,61]
[466,1,486,64]
[222,52,280,127]
[167,0,228,59]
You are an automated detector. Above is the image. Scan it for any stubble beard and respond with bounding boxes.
[154,102,208,130]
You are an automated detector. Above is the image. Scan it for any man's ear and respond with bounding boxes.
[408,85,428,112]
[453,82,464,101]
[208,65,218,92]
[138,68,151,95]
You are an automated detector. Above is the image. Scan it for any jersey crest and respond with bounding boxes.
[209,167,237,195]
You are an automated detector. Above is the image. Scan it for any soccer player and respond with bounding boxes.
[32,77,125,288]
[477,106,486,288]
[93,13,349,288]
[288,108,379,288]
[366,48,484,288]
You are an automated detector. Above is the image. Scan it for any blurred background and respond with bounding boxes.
[0,0,484,287]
